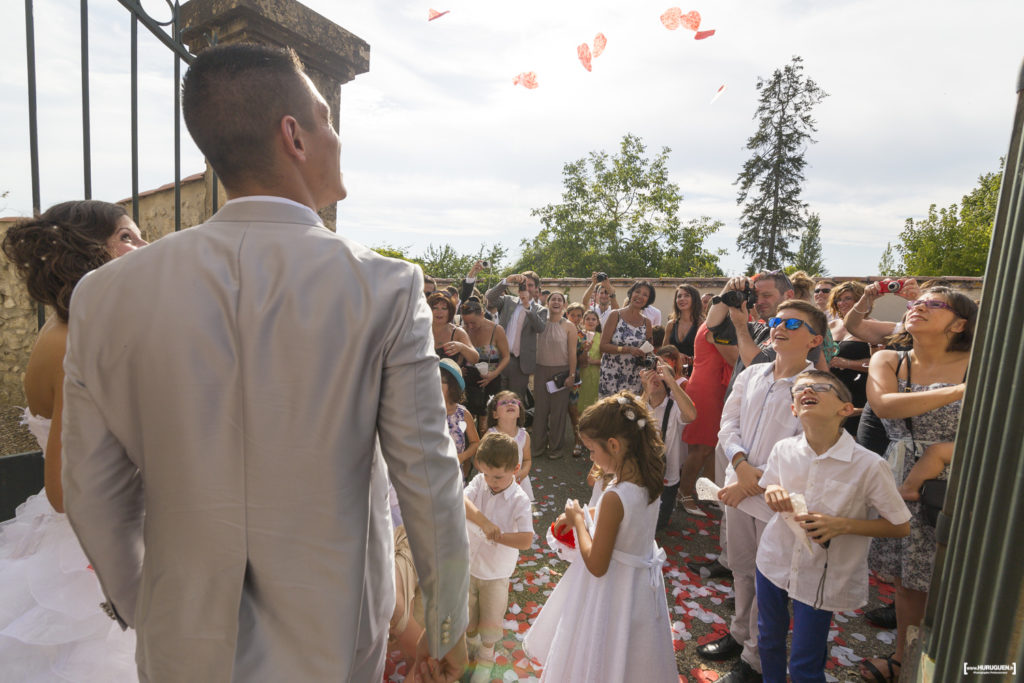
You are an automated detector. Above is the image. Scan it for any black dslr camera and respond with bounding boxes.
[639,354,659,370]
[595,272,608,282]
[719,283,758,310]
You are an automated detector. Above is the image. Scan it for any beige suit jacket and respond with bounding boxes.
[62,199,470,681]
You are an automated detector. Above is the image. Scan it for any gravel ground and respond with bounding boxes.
[0,405,38,456]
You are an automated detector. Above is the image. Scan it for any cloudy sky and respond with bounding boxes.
[2,0,1021,276]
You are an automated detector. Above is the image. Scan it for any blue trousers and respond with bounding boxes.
[755,569,833,683]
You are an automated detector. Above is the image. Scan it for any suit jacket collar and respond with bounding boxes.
[209,197,326,229]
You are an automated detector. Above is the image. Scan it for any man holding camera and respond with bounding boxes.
[485,272,545,401]
[581,271,618,327]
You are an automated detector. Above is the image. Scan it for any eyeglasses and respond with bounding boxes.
[906,299,956,313]
[497,399,521,408]
[813,288,831,294]
[767,317,818,335]
[790,382,841,398]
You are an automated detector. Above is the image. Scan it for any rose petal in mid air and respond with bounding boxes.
[427,8,450,21]
[577,43,593,72]
[680,10,701,31]
[695,29,716,40]
[592,32,607,58]
[660,7,682,30]
[513,71,539,89]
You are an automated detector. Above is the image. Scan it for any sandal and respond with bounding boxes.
[860,654,900,682]
[681,495,708,518]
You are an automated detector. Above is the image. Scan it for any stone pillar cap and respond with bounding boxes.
[180,0,370,84]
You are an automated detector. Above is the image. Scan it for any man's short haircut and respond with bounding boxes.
[776,299,828,339]
[181,44,317,189]
[753,270,793,295]
[521,271,541,289]
[475,432,519,470]
[794,369,854,405]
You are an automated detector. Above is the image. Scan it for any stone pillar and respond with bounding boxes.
[180,0,370,230]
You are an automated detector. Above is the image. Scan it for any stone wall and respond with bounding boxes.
[0,221,39,407]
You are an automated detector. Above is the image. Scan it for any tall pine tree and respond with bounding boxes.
[735,56,828,271]
[791,212,827,275]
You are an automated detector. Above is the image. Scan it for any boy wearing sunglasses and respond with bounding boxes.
[754,370,910,682]
[700,300,828,681]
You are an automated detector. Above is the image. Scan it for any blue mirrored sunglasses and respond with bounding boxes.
[767,317,818,335]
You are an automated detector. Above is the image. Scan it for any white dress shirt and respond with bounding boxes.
[591,302,614,328]
[643,305,662,327]
[718,360,814,481]
[756,432,911,612]
[646,396,689,486]
[465,474,534,580]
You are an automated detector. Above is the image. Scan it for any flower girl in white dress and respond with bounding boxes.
[0,201,147,682]
[524,391,677,682]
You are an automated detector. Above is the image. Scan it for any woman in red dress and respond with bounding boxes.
[678,322,735,516]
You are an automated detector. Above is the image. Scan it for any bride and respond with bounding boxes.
[1,200,147,681]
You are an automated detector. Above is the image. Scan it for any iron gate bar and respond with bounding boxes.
[173,1,181,232]
[24,0,44,330]
[81,0,91,199]
[116,0,194,64]
[130,13,139,224]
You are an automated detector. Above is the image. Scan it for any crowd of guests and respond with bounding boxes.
[1,203,975,683]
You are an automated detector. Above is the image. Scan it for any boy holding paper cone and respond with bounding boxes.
[755,370,911,683]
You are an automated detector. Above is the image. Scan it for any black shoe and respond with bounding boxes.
[696,633,742,661]
[687,558,733,579]
[865,604,897,629]
[719,659,762,682]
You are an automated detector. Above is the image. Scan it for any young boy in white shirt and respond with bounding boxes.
[463,432,535,683]
[757,370,911,683]
[700,299,828,682]
[640,362,697,530]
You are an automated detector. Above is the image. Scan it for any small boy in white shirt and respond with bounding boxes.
[757,370,911,683]
[640,362,697,530]
[463,432,535,683]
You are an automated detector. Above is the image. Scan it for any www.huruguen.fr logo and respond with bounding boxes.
[964,663,1016,676]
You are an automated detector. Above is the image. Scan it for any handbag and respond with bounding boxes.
[919,479,947,527]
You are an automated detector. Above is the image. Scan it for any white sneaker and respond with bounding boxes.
[470,645,496,683]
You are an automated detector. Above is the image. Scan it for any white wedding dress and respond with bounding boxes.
[0,409,137,682]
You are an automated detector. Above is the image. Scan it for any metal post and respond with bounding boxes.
[24,0,44,330]
[130,13,139,224]
[173,1,181,232]
[81,0,91,198]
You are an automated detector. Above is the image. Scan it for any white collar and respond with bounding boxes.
[222,195,320,222]
[797,430,856,462]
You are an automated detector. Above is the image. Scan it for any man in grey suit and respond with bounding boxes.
[62,44,469,682]
[485,272,545,401]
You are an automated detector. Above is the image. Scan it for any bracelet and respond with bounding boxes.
[733,454,748,468]
[618,346,623,353]
[851,303,870,315]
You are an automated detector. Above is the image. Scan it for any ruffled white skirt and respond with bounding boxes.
[0,490,137,681]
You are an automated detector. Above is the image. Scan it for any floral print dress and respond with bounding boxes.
[599,316,647,397]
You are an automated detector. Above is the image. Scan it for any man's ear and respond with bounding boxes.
[809,334,824,350]
[279,115,305,161]
[838,401,856,419]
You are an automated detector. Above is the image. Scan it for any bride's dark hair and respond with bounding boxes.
[2,200,127,322]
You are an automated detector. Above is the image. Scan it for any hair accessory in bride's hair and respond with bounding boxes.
[617,396,628,405]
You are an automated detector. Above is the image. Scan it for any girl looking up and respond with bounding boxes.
[485,391,533,501]
[440,358,479,480]
[524,392,677,682]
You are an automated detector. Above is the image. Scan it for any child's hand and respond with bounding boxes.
[553,512,570,535]
[797,512,844,546]
[735,461,764,497]
[564,499,583,524]
[480,519,501,542]
[717,484,748,507]
[764,486,793,513]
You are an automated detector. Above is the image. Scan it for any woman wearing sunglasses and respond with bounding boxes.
[858,287,976,683]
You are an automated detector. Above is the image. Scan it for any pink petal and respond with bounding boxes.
[660,7,682,30]
[577,43,593,72]
[680,10,701,31]
[427,8,449,21]
[592,32,607,58]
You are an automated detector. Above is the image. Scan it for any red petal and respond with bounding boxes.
[577,43,593,72]
[681,10,701,31]
[695,29,716,40]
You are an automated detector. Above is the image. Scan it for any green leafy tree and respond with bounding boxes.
[878,243,898,276]
[889,164,1001,276]
[790,212,827,275]
[511,133,723,277]
[735,56,828,271]
[418,243,507,280]
[371,243,422,265]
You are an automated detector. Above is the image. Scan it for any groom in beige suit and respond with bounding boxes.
[61,44,469,682]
